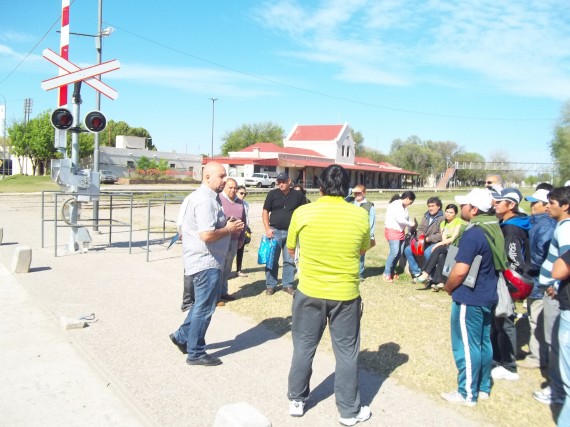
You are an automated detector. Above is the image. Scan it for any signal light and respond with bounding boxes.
[84,111,107,133]
[51,108,74,130]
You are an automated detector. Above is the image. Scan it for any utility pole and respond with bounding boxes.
[0,93,6,176]
[23,98,33,175]
[210,98,218,159]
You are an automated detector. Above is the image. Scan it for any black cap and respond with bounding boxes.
[276,172,289,181]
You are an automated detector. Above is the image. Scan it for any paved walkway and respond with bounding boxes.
[0,193,486,426]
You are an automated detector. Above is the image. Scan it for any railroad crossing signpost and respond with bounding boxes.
[41,48,120,252]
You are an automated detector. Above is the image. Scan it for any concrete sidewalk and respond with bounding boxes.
[0,194,485,426]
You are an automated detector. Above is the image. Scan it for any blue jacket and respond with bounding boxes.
[528,213,556,298]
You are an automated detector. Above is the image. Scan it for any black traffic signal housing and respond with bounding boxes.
[84,111,107,133]
[51,108,74,130]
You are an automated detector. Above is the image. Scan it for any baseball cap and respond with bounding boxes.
[276,172,289,181]
[525,189,550,203]
[491,188,522,205]
[455,188,493,212]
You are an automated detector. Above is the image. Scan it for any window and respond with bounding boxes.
[127,160,135,168]
[170,163,175,169]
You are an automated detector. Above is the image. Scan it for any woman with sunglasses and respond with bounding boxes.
[234,186,250,277]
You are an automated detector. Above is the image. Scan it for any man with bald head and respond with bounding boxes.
[170,162,244,366]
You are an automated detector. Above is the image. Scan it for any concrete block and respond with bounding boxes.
[213,402,271,427]
[11,245,32,273]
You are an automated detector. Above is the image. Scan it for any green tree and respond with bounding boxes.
[389,136,440,182]
[8,111,59,175]
[98,120,153,149]
[551,101,570,182]
[220,122,285,155]
[351,129,364,154]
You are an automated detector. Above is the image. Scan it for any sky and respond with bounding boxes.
[1,0,569,165]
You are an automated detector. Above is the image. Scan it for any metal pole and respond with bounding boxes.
[0,93,6,177]
[68,82,82,252]
[209,98,217,159]
[93,0,103,231]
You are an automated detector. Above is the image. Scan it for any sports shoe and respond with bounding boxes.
[169,333,187,354]
[532,386,564,405]
[383,275,393,283]
[266,287,275,295]
[289,400,305,417]
[283,287,295,296]
[440,391,476,407]
[479,391,489,401]
[237,271,248,277]
[416,272,429,283]
[339,406,371,426]
[186,354,222,366]
[392,274,399,281]
[221,293,236,301]
[491,366,519,381]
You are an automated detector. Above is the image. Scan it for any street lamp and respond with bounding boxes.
[210,98,218,159]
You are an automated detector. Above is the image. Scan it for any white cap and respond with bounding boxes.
[455,188,493,213]
[525,189,550,204]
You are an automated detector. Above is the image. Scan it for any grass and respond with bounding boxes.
[225,193,555,427]
[0,175,59,193]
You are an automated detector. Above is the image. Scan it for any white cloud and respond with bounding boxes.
[256,0,570,99]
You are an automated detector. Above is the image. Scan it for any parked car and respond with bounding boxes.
[99,170,118,184]
[244,173,277,188]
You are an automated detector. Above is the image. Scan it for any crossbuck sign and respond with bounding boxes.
[41,48,120,100]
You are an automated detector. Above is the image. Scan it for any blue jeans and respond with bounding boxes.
[174,268,220,360]
[359,254,365,278]
[451,302,493,403]
[266,228,296,289]
[404,243,434,276]
[558,310,570,426]
[385,239,403,277]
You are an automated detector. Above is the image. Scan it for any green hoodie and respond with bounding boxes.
[456,214,508,272]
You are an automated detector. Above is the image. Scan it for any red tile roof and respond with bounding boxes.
[239,142,323,157]
[288,125,344,141]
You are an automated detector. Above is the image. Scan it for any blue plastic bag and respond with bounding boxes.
[258,235,278,265]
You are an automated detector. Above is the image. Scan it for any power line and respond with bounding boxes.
[108,21,554,123]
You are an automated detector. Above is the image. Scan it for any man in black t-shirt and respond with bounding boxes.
[262,172,306,295]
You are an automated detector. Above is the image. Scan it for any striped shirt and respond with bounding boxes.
[539,219,570,288]
[286,196,370,301]
[181,184,230,275]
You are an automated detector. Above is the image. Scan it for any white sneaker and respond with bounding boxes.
[532,386,564,405]
[339,406,371,426]
[479,391,489,401]
[440,390,476,407]
[491,366,519,381]
[289,400,305,417]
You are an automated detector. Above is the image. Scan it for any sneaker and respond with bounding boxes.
[383,275,393,283]
[440,391,476,407]
[289,400,305,417]
[531,386,566,405]
[186,354,222,366]
[416,272,429,283]
[266,287,275,295]
[491,366,519,381]
[392,274,399,281]
[237,271,248,277]
[339,406,371,426]
[479,391,489,401]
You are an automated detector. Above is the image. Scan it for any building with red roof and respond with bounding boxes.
[206,123,417,189]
